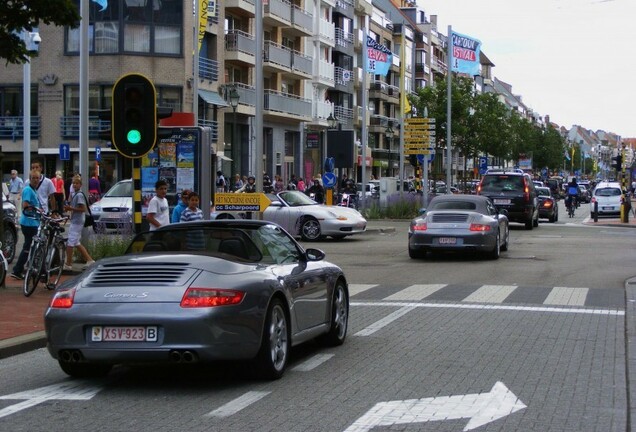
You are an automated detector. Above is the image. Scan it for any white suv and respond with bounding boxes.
[590,181,623,220]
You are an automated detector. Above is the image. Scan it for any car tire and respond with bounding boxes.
[548,213,556,223]
[3,225,16,263]
[319,280,348,347]
[408,246,427,259]
[300,217,322,241]
[255,298,289,380]
[488,231,501,259]
[525,217,533,230]
[58,360,112,378]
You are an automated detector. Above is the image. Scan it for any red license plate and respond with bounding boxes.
[92,326,158,342]
[438,237,457,245]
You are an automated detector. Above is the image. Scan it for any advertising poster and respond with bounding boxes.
[142,150,159,167]
[159,167,177,194]
[177,141,195,168]
[177,168,195,192]
[158,140,176,167]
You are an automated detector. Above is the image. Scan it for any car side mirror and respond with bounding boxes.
[304,248,325,262]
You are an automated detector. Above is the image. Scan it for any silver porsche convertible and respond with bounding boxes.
[45,220,349,380]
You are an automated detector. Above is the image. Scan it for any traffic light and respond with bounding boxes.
[409,154,418,167]
[112,73,157,158]
[612,154,623,171]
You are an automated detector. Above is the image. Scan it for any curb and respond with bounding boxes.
[363,226,396,235]
[0,331,47,360]
[626,278,636,429]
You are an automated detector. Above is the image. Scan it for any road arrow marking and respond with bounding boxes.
[0,382,103,419]
[343,381,526,432]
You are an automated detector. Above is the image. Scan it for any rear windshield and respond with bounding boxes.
[430,201,477,210]
[595,188,621,197]
[480,175,524,192]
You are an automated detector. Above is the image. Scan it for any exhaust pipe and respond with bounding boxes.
[182,351,197,363]
[60,350,72,362]
[71,351,82,362]
[169,350,183,363]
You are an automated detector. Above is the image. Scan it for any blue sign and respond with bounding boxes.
[59,143,70,161]
[323,157,334,173]
[479,156,488,175]
[322,172,337,188]
[95,145,102,162]
[417,153,434,164]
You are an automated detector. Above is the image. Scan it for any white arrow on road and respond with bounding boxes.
[344,381,526,432]
[0,382,103,419]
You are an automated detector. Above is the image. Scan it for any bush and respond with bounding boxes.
[84,234,133,260]
[362,193,423,220]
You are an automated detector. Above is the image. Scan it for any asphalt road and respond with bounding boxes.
[0,200,634,431]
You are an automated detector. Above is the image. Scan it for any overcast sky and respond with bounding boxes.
[419,0,636,137]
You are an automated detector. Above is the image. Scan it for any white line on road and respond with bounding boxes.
[354,306,417,336]
[348,284,378,297]
[544,286,589,306]
[351,301,624,316]
[383,284,447,301]
[463,285,517,304]
[204,391,271,418]
[292,353,335,372]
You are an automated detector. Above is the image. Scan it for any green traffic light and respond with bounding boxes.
[127,129,141,144]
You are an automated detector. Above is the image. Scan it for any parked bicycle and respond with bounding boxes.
[23,211,69,297]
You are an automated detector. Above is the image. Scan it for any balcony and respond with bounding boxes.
[0,116,40,140]
[316,60,335,87]
[264,90,311,120]
[197,57,219,82]
[334,105,354,129]
[197,119,219,143]
[264,41,292,73]
[59,116,107,139]
[289,49,312,79]
[289,5,312,37]
[369,80,389,101]
[225,0,255,18]
[334,28,354,55]
[369,114,389,133]
[334,67,353,93]
[387,84,400,104]
[334,0,354,18]
[264,0,292,27]
[319,19,335,47]
[225,30,256,66]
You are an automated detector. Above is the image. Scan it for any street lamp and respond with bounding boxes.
[385,125,394,177]
[229,86,240,182]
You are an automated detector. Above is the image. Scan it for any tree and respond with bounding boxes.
[0,0,80,65]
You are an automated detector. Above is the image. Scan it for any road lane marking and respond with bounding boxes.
[463,285,517,304]
[292,354,335,372]
[544,287,589,306]
[384,284,447,301]
[351,301,624,316]
[348,284,378,296]
[354,306,417,336]
[204,391,271,418]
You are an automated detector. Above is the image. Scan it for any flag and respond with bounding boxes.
[450,31,481,76]
[91,0,107,11]
[198,0,209,53]
[365,36,392,77]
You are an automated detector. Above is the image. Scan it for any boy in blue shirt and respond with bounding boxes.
[11,170,42,279]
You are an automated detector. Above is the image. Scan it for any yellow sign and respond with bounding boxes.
[404,149,433,155]
[214,193,271,212]
[405,117,436,124]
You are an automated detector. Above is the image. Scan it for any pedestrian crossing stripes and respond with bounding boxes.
[347,283,623,310]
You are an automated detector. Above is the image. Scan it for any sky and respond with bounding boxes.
[419,0,636,137]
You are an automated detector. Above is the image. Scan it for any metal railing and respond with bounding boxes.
[0,116,41,140]
[198,57,219,82]
[59,116,109,139]
[264,90,311,117]
[225,30,256,55]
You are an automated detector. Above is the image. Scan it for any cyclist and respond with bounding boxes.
[566,177,579,216]
[340,175,358,207]
[10,169,42,280]
[306,178,325,204]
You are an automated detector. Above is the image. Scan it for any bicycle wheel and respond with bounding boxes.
[46,240,66,289]
[23,240,46,297]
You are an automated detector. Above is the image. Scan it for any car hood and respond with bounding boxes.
[65,254,261,303]
[91,197,131,210]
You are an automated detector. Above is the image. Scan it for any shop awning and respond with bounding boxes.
[198,89,228,107]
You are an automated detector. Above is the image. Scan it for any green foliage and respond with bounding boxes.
[0,0,80,65]
[363,194,422,220]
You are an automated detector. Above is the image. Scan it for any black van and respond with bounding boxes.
[477,170,539,230]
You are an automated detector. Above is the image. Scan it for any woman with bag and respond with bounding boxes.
[63,175,95,271]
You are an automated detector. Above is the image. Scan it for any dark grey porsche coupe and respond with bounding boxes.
[45,220,349,380]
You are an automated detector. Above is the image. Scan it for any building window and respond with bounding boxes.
[0,86,38,116]
[66,0,182,56]
[64,85,113,117]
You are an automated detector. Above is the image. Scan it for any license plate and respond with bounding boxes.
[92,326,158,342]
[438,237,457,245]
[602,206,613,210]
[493,199,510,205]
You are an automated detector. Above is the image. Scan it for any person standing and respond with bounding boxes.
[232,174,244,192]
[10,169,42,280]
[180,192,204,222]
[52,170,66,214]
[8,169,24,218]
[216,171,227,193]
[297,177,305,192]
[88,173,102,204]
[171,189,191,223]
[63,175,95,271]
[29,159,56,214]
[146,179,170,231]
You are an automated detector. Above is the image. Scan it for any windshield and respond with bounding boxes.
[596,188,621,197]
[536,187,551,197]
[105,181,132,197]
[429,200,477,210]
[278,191,318,207]
[480,175,524,192]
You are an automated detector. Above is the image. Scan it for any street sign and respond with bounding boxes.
[405,149,433,155]
[214,193,272,212]
[95,145,102,162]
[322,172,337,188]
[478,156,488,175]
[405,117,436,124]
[59,143,70,161]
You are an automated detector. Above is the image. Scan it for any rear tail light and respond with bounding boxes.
[542,201,553,208]
[50,288,76,309]
[469,224,491,232]
[411,221,427,231]
[522,179,530,202]
[476,183,482,194]
[180,288,245,308]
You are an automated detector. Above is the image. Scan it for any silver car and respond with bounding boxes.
[408,194,509,260]
[45,220,349,380]
[89,179,133,232]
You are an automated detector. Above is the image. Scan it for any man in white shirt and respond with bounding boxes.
[146,179,170,231]
[8,169,24,218]
[30,160,56,214]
